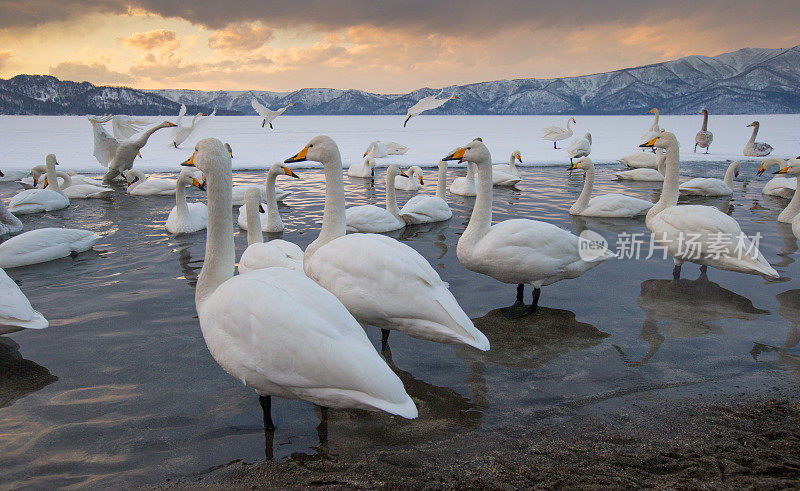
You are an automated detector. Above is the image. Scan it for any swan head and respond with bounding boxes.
[700,109,708,115]
[45,154,58,169]
[512,150,522,162]
[757,157,785,176]
[177,167,206,191]
[774,157,800,176]
[387,164,407,179]
[443,139,491,165]
[407,165,424,184]
[268,162,300,179]
[180,138,231,179]
[570,156,594,171]
[584,133,592,144]
[224,143,233,159]
[570,117,576,124]
[746,121,759,128]
[124,169,143,186]
[639,130,674,149]
[730,160,741,178]
[285,135,339,165]
[648,108,658,114]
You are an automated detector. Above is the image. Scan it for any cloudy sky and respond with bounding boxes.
[1,1,799,93]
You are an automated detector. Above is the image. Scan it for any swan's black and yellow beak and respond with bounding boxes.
[746,122,755,127]
[137,151,143,158]
[167,122,177,127]
[192,177,206,191]
[418,175,424,185]
[371,166,374,177]
[261,119,266,128]
[181,152,196,167]
[32,176,38,187]
[400,169,408,177]
[639,136,658,148]
[443,147,466,162]
[773,166,789,174]
[43,178,48,187]
[283,166,300,178]
[735,170,739,178]
[0,170,4,178]
[285,146,308,163]
[517,154,523,163]
[756,163,766,176]
[363,151,368,157]
[569,161,580,171]
[258,203,265,213]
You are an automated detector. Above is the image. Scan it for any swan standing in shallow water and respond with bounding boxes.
[567,133,592,164]
[166,168,208,235]
[345,164,407,233]
[8,155,69,215]
[614,150,666,181]
[641,131,778,280]
[679,160,739,196]
[757,158,796,199]
[639,108,660,150]
[125,170,176,196]
[237,163,299,233]
[400,159,452,224]
[285,135,489,351]
[181,138,417,429]
[695,109,713,153]
[493,150,522,177]
[0,228,101,268]
[773,158,800,224]
[0,267,48,334]
[251,99,293,129]
[0,171,23,236]
[743,121,773,157]
[569,157,653,217]
[347,155,376,178]
[394,165,424,191]
[444,139,613,318]
[450,161,477,196]
[542,117,575,149]
[403,92,458,127]
[100,121,177,183]
[237,187,304,274]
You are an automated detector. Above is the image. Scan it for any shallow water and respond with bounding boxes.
[1,161,798,487]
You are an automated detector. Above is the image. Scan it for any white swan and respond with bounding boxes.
[679,160,739,196]
[492,160,522,187]
[0,267,48,334]
[237,163,299,233]
[237,187,304,275]
[619,148,661,169]
[0,227,101,268]
[403,92,458,127]
[166,168,207,234]
[102,121,177,183]
[569,157,653,217]
[450,162,477,196]
[171,110,215,148]
[567,132,592,163]
[363,141,388,158]
[347,156,376,178]
[345,164,406,233]
[443,139,612,317]
[47,172,113,199]
[385,142,409,155]
[181,138,417,428]
[172,104,187,126]
[641,131,778,279]
[774,158,800,224]
[0,174,23,236]
[125,170,176,196]
[492,150,522,177]
[614,150,666,181]
[111,115,150,139]
[757,158,796,199]
[541,117,575,149]
[87,114,120,166]
[743,121,773,157]
[694,109,713,153]
[285,135,489,350]
[639,108,660,148]
[251,99,293,129]
[8,155,70,215]
[400,159,453,224]
[394,165,424,191]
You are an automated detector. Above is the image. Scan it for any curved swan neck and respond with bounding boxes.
[571,163,594,214]
[265,171,282,229]
[307,148,346,258]
[748,124,758,144]
[701,111,709,131]
[174,176,189,219]
[508,153,518,174]
[462,159,493,243]
[723,162,737,187]
[647,142,680,225]
[466,162,475,184]
[782,175,800,221]
[55,170,72,189]
[385,171,401,217]
[128,170,144,191]
[245,196,264,245]
[197,157,235,310]
[651,110,660,128]
[45,161,63,194]
[135,123,165,147]
[436,160,447,199]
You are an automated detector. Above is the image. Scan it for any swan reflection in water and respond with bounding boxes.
[0,337,58,408]
[751,289,800,372]
[614,272,769,366]
[171,236,204,288]
[774,222,797,269]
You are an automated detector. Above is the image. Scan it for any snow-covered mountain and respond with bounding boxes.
[3,45,799,115]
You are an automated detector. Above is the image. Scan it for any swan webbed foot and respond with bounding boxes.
[259,395,275,431]
[380,328,391,352]
[672,264,682,281]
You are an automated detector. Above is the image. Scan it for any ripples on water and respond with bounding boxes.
[0,162,798,487]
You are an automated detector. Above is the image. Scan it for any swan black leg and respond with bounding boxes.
[672,264,682,281]
[499,284,531,319]
[316,406,329,455]
[260,395,275,431]
[269,123,274,129]
[529,288,541,315]
[173,141,178,149]
[553,141,558,149]
[694,144,698,153]
[700,264,707,274]
[381,328,391,351]
[516,283,525,302]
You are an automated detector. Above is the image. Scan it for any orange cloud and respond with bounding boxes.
[49,61,133,84]
[208,23,273,52]
[118,29,180,51]
[0,50,12,69]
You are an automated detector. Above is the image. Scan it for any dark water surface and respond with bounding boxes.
[1,162,798,487]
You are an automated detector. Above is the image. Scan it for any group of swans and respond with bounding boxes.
[363,140,409,158]
[569,157,653,217]
[614,148,666,181]
[165,168,208,234]
[238,187,304,274]
[403,92,458,127]
[541,117,575,149]
[7,155,70,214]
[758,158,797,199]
[251,99,294,129]
[237,163,299,233]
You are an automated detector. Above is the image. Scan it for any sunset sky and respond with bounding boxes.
[1,1,799,93]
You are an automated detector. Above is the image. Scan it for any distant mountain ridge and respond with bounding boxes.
[2,45,799,115]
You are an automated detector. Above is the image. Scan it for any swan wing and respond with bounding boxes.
[91,122,119,166]
[584,194,653,217]
[345,205,404,233]
[679,178,731,196]
[111,116,149,139]
[0,267,40,325]
[492,169,522,186]
[400,196,452,224]
[0,228,100,268]
[200,268,417,417]
[251,99,270,117]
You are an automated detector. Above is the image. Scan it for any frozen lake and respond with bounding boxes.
[0,114,798,175]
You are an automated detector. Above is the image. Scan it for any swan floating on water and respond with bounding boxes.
[0,227,101,268]
[8,155,70,215]
[743,121,773,157]
[641,131,778,280]
[251,99,293,129]
[619,148,660,169]
[394,165,424,191]
[614,150,666,181]
[125,170,176,196]
[237,163,299,233]
[541,117,575,149]
[773,158,800,225]
[492,150,522,177]
[0,267,48,334]
[444,139,613,318]
[237,187,304,274]
[403,92,458,127]
[569,157,653,217]
[450,161,477,196]
[285,135,489,351]
[181,138,417,430]
[345,164,407,233]
[400,159,453,224]
[347,155,376,178]
[757,158,797,199]
[694,109,713,153]
[0,172,23,236]
[166,168,208,235]
[679,160,739,196]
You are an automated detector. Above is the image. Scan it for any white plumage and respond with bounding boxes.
[569,157,653,217]
[450,162,477,196]
[679,160,739,197]
[237,163,299,233]
[0,267,48,335]
[403,92,458,127]
[541,117,575,149]
[757,158,796,199]
[394,165,424,191]
[400,159,452,224]
[0,228,101,268]
[238,187,303,274]
[125,170,176,196]
[347,156,376,178]
[774,158,800,224]
[8,155,70,214]
[166,168,208,235]
[345,164,406,233]
[251,99,293,129]
[567,133,592,163]
[171,110,214,148]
